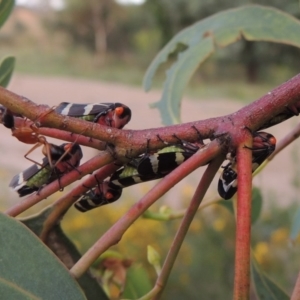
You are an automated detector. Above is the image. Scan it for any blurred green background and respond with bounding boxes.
[2,1,300,298]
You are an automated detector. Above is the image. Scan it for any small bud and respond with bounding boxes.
[147,245,161,275]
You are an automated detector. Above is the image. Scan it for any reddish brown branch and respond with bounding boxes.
[12,118,105,149]
[0,73,300,157]
[234,133,253,299]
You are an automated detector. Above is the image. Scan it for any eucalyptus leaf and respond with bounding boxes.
[0,56,15,87]
[0,212,86,300]
[217,187,262,224]
[123,265,152,298]
[0,278,40,300]
[251,187,263,224]
[0,0,14,29]
[251,253,289,299]
[290,206,300,241]
[144,5,300,124]
[21,207,108,300]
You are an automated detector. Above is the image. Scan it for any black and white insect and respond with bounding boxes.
[74,159,153,212]
[1,102,131,170]
[55,102,132,129]
[136,142,202,177]
[74,141,204,212]
[74,181,122,212]
[10,143,83,197]
[218,131,276,200]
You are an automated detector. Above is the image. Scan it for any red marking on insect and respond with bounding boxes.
[97,106,131,129]
[268,136,276,146]
[252,132,276,153]
[105,192,115,200]
[115,106,125,117]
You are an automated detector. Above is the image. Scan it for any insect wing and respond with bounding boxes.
[137,145,196,177]
[56,102,112,117]
[10,157,48,188]
[110,165,156,188]
[9,157,50,196]
[10,143,82,197]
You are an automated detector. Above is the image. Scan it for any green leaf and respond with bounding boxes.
[0,278,40,300]
[217,198,234,214]
[22,207,108,300]
[0,56,15,87]
[251,253,290,300]
[143,5,300,124]
[217,187,262,224]
[122,265,152,298]
[290,206,300,241]
[150,38,214,124]
[251,187,262,224]
[21,206,53,236]
[0,212,86,300]
[0,0,14,29]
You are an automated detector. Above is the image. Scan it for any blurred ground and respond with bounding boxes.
[1,74,299,210]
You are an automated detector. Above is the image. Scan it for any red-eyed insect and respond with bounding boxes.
[10,143,83,197]
[218,131,276,200]
[2,102,132,165]
[74,141,204,212]
[74,181,122,212]
[55,102,132,129]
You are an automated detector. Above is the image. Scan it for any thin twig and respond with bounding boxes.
[233,133,253,300]
[142,197,222,221]
[149,156,224,299]
[269,121,300,161]
[39,163,120,241]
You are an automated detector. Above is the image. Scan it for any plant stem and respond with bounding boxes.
[150,156,224,299]
[234,134,253,300]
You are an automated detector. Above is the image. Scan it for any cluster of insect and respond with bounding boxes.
[0,101,281,213]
